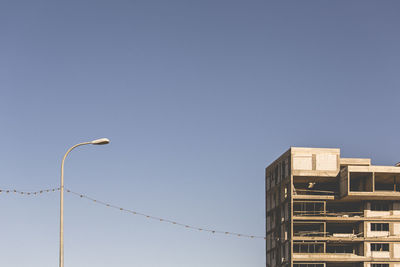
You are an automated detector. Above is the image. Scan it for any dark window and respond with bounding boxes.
[371,264,389,267]
[293,201,324,216]
[293,243,324,253]
[326,245,353,253]
[371,202,390,211]
[371,243,389,251]
[371,223,389,231]
[293,264,324,267]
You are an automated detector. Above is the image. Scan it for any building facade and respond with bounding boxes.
[265,147,400,267]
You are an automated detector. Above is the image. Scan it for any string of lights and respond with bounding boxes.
[65,188,266,240]
[0,187,267,240]
[0,188,60,195]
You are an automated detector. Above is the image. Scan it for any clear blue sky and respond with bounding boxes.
[1,1,399,266]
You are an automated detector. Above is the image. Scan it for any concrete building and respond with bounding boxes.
[265,147,400,267]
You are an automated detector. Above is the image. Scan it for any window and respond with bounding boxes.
[371,202,390,211]
[293,201,324,216]
[293,243,324,253]
[371,223,389,231]
[326,245,354,253]
[267,173,271,190]
[371,264,389,267]
[271,173,275,187]
[371,243,389,252]
[293,264,324,267]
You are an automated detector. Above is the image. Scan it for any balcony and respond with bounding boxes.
[293,177,338,200]
[325,202,364,219]
[294,201,325,217]
[293,241,364,262]
[294,222,364,242]
[326,222,363,238]
[294,242,325,253]
[340,166,400,200]
[375,172,400,192]
[326,243,361,254]
[294,264,365,267]
[294,222,326,237]
[293,201,364,219]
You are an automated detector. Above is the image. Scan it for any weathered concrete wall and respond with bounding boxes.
[293,153,313,170]
[291,147,340,177]
[371,251,390,258]
[368,210,391,217]
[391,223,400,236]
[393,243,400,258]
[393,202,400,216]
[316,153,338,171]
[292,149,339,171]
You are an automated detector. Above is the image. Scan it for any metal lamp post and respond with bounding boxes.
[59,138,110,267]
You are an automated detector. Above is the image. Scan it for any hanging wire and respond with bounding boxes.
[0,188,60,195]
[65,188,266,240]
[0,187,267,240]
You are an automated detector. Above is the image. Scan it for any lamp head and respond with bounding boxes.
[91,138,110,145]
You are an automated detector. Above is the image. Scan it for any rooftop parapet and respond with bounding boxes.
[340,158,371,166]
[291,147,340,177]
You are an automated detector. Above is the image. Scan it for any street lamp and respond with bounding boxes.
[59,138,110,267]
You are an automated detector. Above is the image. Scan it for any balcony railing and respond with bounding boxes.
[294,188,336,196]
[293,231,364,238]
[294,210,363,217]
[294,231,327,237]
